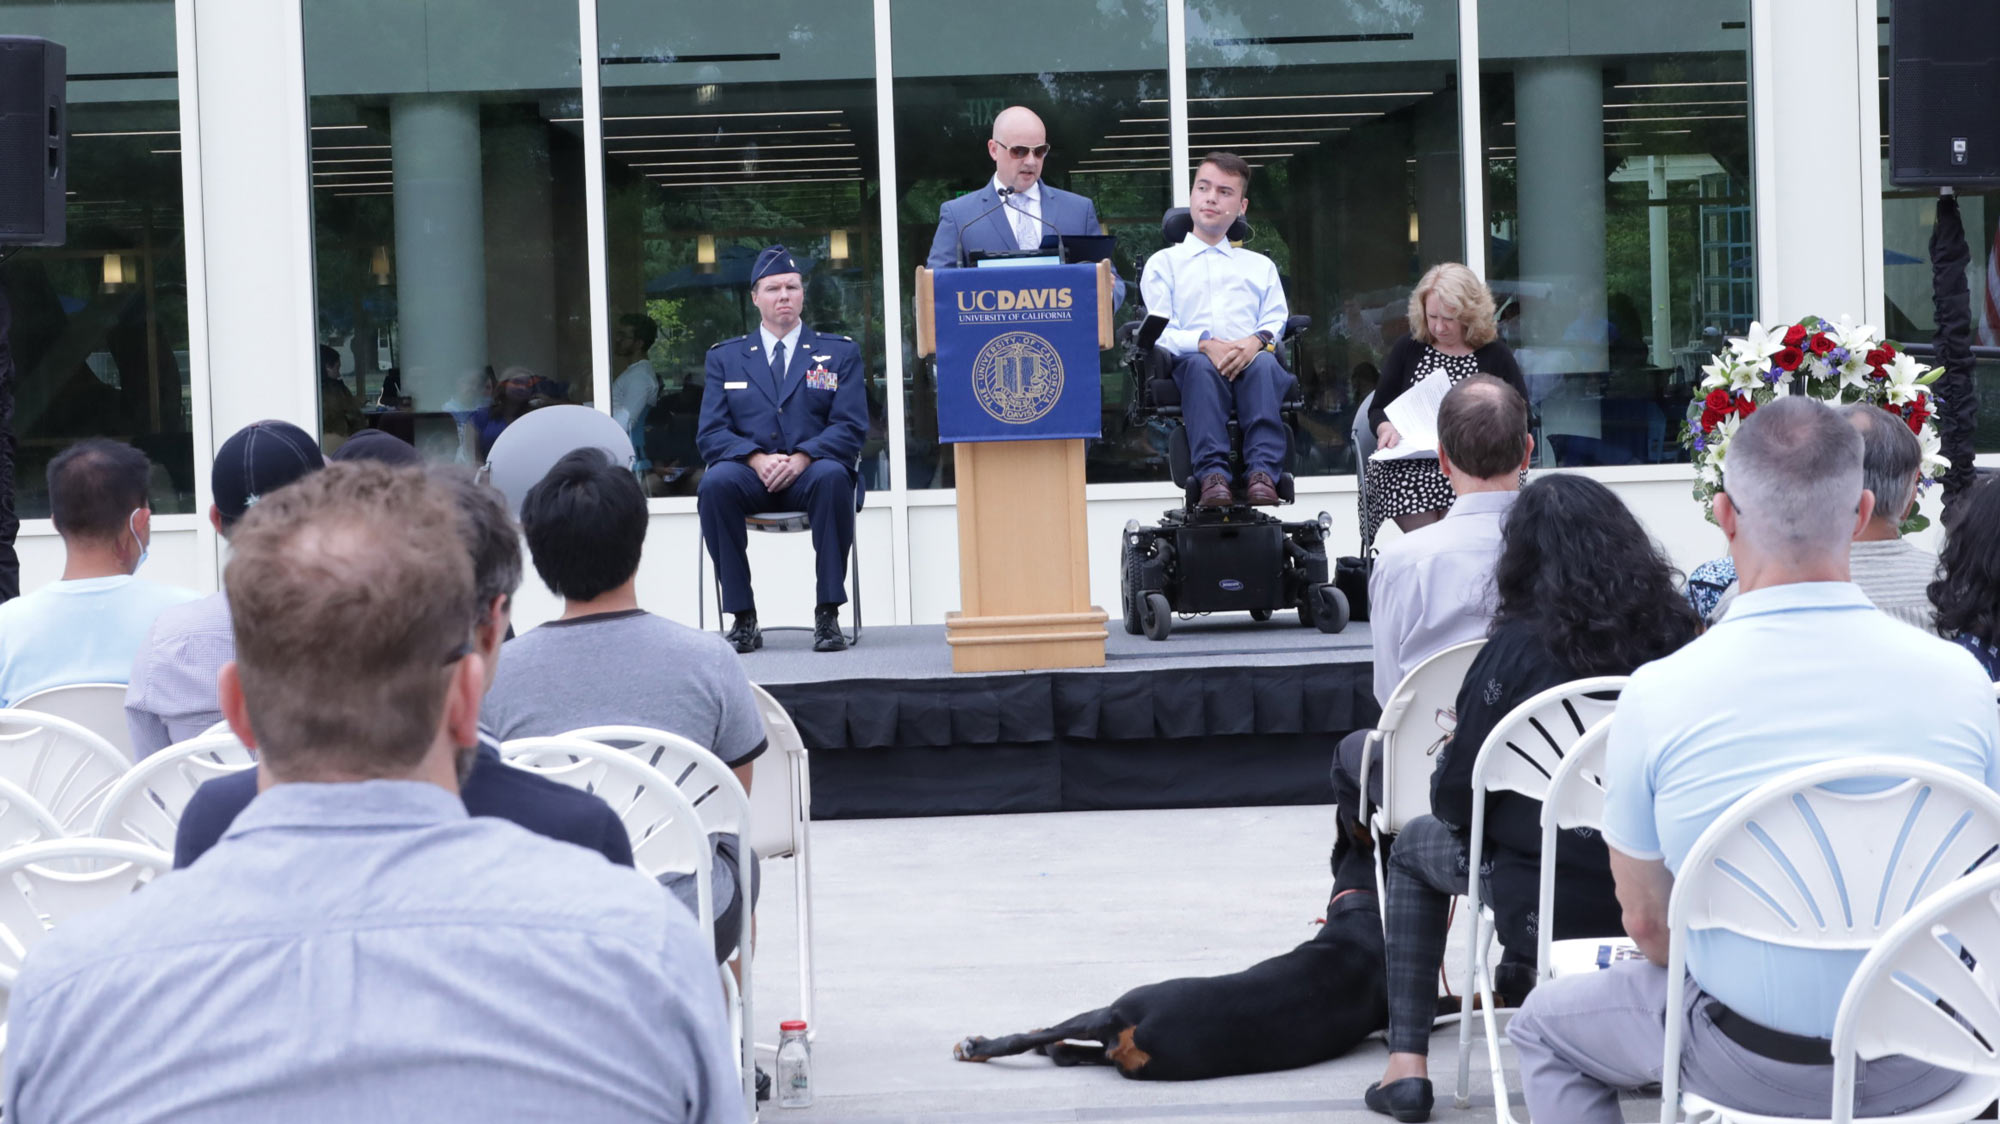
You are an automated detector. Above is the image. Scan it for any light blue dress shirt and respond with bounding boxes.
[3,780,742,1124]
[0,574,200,707]
[124,589,236,758]
[1366,490,1515,706]
[1139,232,1288,357]
[1603,581,2000,1036]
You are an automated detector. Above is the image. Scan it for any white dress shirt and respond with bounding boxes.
[610,359,658,434]
[757,322,805,382]
[994,175,1043,250]
[1139,232,1288,356]
[1366,490,1516,705]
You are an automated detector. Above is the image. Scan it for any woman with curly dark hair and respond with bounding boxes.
[1364,474,1700,1122]
[1930,478,2000,679]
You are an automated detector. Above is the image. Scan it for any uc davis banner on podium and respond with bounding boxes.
[933,263,1101,444]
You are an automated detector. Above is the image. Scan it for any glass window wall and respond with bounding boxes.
[1,0,194,517]
[1479,0,1755,468]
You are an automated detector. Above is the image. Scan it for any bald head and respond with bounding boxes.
[988,106,1049,194]
[1437,374,1530,480]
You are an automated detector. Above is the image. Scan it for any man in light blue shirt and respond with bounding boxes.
[1506,397,1999,1124]
[1139,151,1291,508]
[0,439,198,708]
[4,461,740,1124]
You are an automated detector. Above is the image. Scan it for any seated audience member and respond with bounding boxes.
[0,439,199,707]
[1362,474,1700,1122]
[174,467,634,871]
[328,427,424,468]
[1839,402,1938,630]
[126,421,325,756]
[1327,375,1533,898]
[486,448,766,962]
[1506,397,2000,1123]
[1139,151,1290,509]
[2,462,738,1124]
[1930,477,2000,678]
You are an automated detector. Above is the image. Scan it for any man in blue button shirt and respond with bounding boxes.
[1505,398,2000,1124]
[1139,151,1292,508]
[4,461,739,1124]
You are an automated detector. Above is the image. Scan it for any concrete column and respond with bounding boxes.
[1648,156,1671,367]
[1514,56,1607,375]
[1413,90,1462,268]
[483,111,557,385]
[391,94,485,410]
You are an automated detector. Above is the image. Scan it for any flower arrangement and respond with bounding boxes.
[1683,315,1947,531]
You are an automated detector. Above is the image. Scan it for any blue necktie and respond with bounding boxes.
[769,340,786,396]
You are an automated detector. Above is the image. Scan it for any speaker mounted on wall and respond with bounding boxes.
[1889,0,2000,188]
[0,36,65,248]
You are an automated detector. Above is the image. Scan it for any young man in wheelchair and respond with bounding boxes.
[1138,151,1292,508]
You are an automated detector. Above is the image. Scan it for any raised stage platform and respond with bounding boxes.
[744,618,1379,819]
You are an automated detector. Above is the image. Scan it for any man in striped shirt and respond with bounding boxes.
[1840,403,1940,633]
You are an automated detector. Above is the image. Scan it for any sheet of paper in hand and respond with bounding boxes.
[1368,369,1451,462]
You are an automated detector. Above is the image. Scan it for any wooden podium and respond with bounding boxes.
[915,261,1112,673]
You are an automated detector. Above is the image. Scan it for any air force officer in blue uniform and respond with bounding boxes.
[698,246,868,653]
[925,105,1125,309]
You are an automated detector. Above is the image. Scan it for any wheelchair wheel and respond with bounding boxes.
[1142,592,1173,641]
[1307,583,1350,634]
[1249,608,1273,622]
[1119,538,1146,635]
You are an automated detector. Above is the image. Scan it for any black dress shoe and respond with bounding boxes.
[1363,1077,1433,1122]
[813,603,848,652]
[726,612,761,654]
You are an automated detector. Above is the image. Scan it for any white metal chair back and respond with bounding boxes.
[1457,675,1627,1117]
[0,838,171,1054]
[1536,717,1614,978]
[746,683,819,1039]
[558,724,755,1115]
[499,737,710,895]
[0,779,66,854]
[1660,756,2000,1122]
[89,732,256,850]
[1358,639,1485,841]
[0,710,133,832]
[1827,864,2000,1124]
[11,684,135,761]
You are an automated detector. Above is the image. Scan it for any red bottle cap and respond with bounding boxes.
[780,1020,808,1032]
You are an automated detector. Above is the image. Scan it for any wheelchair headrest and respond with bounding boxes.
[1162,207,1252,246]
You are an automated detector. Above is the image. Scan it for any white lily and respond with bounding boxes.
[1917,422,1948,478]
[1737,321,1786,365]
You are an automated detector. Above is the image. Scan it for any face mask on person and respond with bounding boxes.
[127,509,148,574]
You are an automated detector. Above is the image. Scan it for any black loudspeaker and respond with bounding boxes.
[0,36,64,247]
[1889,1,2000,188]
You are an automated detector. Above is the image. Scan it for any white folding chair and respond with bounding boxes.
[500,737,713,898]
[1533,718,1636,981]
[0,779,66,853]
[0,839,171,1058]
[557,725,756,1117]
[748,684,818,1043]
[89,731,256,850]
[12,684,136,762]
[1355,639,1486,911]
[1457,675,1627,1119]
[1825,863,2000,1124]
[1660,756,2000,1124]
[0,710,132,833]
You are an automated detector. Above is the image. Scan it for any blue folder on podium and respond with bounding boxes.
[930,262,1103,445]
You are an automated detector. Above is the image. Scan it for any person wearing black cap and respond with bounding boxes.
[124,420,325,757]
[329,427,425,469]
[697,244,868,653]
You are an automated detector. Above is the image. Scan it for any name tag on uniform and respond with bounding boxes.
[805,366,838,391]
[724,381,748,390]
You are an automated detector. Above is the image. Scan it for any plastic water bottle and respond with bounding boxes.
[776,1020,812,1108]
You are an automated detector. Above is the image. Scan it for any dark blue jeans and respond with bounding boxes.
[1170,349,1295,480]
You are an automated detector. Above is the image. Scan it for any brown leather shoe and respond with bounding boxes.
[1246,471,1280,506]
[1197,473,1233,508]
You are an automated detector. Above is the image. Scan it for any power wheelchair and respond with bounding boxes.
[1116,208,1350,642]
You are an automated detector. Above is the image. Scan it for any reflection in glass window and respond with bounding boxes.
[1876,1,2000,453]
[303,0,587,465]
[596,0,887,497]
[1186,1,1466,484]
[892,0,1169,489]
[0,0,193,518]
[1480,0,1755,469]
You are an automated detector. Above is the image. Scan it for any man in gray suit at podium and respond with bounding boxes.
[926,105,1125,309]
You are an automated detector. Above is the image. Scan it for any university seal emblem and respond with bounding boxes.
[969,331,1064,425]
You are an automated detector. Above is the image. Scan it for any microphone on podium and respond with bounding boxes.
[954,186,1066,267]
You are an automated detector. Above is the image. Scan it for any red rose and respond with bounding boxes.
[1865,348,1893,368]
[1774,347,1804,371]
[1907,412,1926,435]
[1699,411,1721,432]
[1782,324,1808,348]
[1807,332,1834,356]
[1882,401,1901,414]
[1736,397,1758,417]
[1704,388,1732,411]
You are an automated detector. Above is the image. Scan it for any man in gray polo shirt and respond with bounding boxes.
[484,448,765,963]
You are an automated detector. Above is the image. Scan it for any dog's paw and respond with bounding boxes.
[953,1037,991,1062]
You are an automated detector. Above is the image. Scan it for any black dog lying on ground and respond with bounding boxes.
[953,889,1388,1080]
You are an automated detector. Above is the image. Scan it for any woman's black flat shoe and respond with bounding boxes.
[1363,1077,1434,1122]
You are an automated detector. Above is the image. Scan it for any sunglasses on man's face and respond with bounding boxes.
[1001,143,1051,159]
